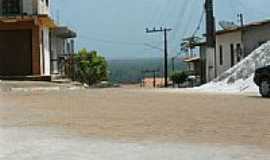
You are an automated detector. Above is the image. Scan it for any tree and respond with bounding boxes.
[170,71,188,88]
[74,49,108,85]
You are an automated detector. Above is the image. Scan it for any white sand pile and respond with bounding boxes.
[197,41,270,93]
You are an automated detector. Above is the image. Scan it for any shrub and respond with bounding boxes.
[170,71,188,87]
[74,49,108,85]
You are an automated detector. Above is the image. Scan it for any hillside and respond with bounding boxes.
[108,58,186,84]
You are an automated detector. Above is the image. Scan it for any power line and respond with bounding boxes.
[233,0,269,17]
[80,35,165,52]
[80,35,143,46]
[170,0,199,55]
[154,0,174,25]
[192,9,205,37]
[170,0,191,42]
[143,43,164,51]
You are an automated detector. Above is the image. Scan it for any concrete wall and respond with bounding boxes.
[50,32,66,74]
[205,47,216,82]
[243,23,270,56]
[37,0,50,15]
[215,31,242,76]
[199,46,207,83]
[42,27,50,75]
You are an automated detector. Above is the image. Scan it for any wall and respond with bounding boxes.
[50,32,66,74]
[215,31,242,76]
[243,23,270,56]
[205,47,215,82]
[199,46,207,83]
[37,0,50,15]
[41,26,50,75]
[0,20,41,75]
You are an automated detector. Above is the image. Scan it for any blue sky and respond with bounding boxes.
[52,0,270,59]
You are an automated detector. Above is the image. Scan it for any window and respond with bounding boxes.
[46,0,49,7]
[219,45,223,65]
[236,43,242,62]
[41,0,49,7]
[2,0,22,15]
[230,44,235,67]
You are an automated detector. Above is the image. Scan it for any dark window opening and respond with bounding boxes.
[230,44,235,67]
[219,45,223,65]
[236,43,242,62]
[2,0,22,16]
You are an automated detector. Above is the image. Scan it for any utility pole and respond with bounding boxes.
[205,0,215,48]
[146,27,172,87]
[237,13,244,27]
[205,0,217,80]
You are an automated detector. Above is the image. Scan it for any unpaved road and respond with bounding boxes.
[0,88,270,159]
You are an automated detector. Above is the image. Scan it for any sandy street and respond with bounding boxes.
[1,87,270,159]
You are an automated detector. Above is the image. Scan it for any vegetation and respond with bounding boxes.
[170,71,189,87]
[108,58,186,84]
[74,49,108,85]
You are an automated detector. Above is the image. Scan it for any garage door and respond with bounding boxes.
[0,30,32,76]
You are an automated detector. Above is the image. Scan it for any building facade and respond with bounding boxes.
[0,0,50,16]
[50,27,76,75]
[201,19,270,83]
[0,0,76,80]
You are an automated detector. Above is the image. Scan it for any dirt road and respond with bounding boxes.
[0,88,270,149]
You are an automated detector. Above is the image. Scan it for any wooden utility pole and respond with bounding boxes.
[205,0,217,79]
[146,27,172,87]
[205,0,215,47]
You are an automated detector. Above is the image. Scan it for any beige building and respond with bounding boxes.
[0,0,76,80]
[200,19,270,83]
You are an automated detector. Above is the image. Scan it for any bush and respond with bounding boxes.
[74,49,108,86]
[170,71,188,87]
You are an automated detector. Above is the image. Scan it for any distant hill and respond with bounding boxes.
[108,58,186,84]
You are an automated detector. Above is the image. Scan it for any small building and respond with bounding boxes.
[0,0,76,80]
[142,77,165,88]
[184,57,202,86]
[50,27,76,76]
[184,57,201,76]
[199,19,270,83]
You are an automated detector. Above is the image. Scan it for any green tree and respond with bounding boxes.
[170,71,188,87]
[74,49,108,85]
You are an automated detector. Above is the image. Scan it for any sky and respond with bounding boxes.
[52,0,270,60]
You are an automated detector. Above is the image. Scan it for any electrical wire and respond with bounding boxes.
[80,35,165,53]
[192,9,205,37]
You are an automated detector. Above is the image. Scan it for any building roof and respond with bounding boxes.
[0,15,57,28]
[53,26,77,38]
[184,57,200,62]
[216,19,270,35]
